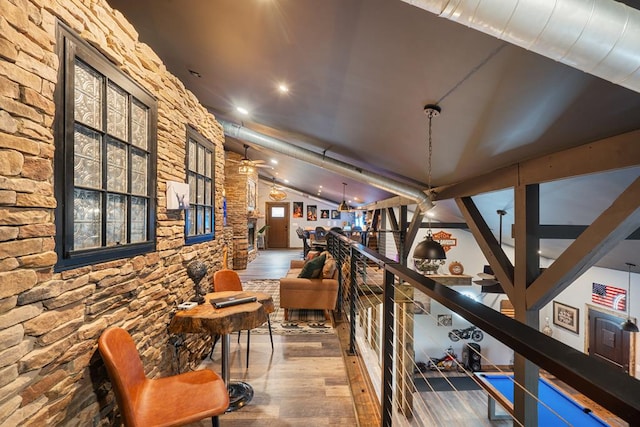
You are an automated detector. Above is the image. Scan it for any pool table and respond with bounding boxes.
[474,373,608,426]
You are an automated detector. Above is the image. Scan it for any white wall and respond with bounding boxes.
[256,180,356,247]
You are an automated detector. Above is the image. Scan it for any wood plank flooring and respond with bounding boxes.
[184,249,626,426]
[190,333,358,426]
[185,249,360,426]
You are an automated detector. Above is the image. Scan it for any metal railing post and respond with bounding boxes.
[349,246,357,355]
[381,268,395,427]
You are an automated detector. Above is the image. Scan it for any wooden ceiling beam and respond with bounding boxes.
[456,196,515,301]
[361,196,415,211]
[434,130,640,201]
[527,176,640,309]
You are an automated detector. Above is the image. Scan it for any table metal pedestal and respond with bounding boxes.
[221,334,253,411]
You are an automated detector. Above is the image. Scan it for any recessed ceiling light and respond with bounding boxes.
[284,179,289,183]
[319,185,323,188]
[270,159,278,164]
[278,83,289,93]
[236,106,249,115]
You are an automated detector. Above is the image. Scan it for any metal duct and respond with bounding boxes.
[220,120,434,212]
[401,0,640,93]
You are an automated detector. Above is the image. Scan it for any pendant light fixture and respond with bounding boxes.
[337,182,350,212]
[413,104,446,274]
[268,177,287,201]
[621,262,638,332]
[238,144,256,175]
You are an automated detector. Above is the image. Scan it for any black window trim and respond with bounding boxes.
[185,125,215,245]
[54,23,157,271]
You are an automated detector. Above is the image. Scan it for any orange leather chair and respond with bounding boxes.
[212,269,273,367]
[98,326,229,427]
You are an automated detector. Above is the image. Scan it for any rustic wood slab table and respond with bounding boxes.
[169,291,274,411]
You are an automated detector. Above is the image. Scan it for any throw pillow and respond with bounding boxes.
[306,251,320,260]
[322,257,336,279]
[298,254,326,279]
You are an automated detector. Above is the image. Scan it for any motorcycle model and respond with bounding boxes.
[427,346,464,372]
[448,325,484,342]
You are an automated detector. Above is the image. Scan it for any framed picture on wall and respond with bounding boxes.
[307,205,317,221]
[247,180,256,211]
[553,301,579,334]
[413,292,431,315]
[331,209,340,219]
[320,209,329,219]
[437,314,452,327]
[293,201,303,218]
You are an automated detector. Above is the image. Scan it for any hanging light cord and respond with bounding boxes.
[426,110,435,236]
[628,262,635,318]
[427,112,433,191]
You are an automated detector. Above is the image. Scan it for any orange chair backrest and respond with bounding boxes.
[213,269,243,292]
[98,327,147,426]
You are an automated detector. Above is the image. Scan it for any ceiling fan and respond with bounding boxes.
[230,144,271,174]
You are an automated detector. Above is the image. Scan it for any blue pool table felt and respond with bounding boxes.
[476,373,608,426]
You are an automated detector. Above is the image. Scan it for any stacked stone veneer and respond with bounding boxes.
[224,151,258,269]
[0,0,228,425]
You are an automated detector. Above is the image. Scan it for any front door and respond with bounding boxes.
[588,307,632,373]
[266,202,289,248]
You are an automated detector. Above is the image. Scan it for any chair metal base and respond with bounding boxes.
[227,381,254,412]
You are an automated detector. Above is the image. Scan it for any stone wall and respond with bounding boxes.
[224,151,258,269]
[0,0,226,425]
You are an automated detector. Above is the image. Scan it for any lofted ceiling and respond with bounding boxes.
[107,0,640,271]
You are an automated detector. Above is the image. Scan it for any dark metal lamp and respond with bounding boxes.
[412,104,446,274]
[621,262,638,333]
[337,182,350,212]
[414,231,446,260]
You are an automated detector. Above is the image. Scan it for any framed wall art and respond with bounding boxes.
[307,205,317,221]
[553,301,579,334]
[437,314,452,327]
[293,201,303,218]
[247,180,256,211]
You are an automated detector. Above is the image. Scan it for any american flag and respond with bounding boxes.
[592,282,626,310]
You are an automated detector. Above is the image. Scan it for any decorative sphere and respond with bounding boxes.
[186,260,207,283]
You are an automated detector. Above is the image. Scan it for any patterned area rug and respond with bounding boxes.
[243,279,333,335]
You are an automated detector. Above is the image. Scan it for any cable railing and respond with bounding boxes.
[327,231,640,426]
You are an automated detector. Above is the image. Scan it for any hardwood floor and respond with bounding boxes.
[185,249,361,426]
[185,249,625,427]
[237,249,302,281]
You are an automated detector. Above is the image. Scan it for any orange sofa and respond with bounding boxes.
[279,254,339,324]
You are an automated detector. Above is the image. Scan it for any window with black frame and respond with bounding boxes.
[185,127,215,244]
[54,25,157,270]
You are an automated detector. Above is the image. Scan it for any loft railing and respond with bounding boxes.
[327,231,640,426]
